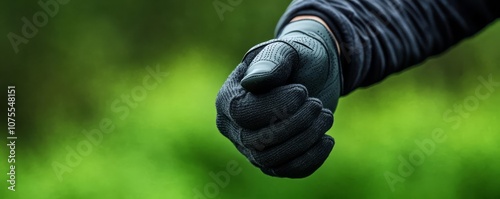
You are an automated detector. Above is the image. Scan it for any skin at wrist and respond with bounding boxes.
[291,16,341,55]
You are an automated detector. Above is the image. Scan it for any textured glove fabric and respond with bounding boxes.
[275,0,499,95]
[216,20,342,178]
[242,20,342,112]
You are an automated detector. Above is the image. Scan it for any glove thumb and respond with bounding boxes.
[241,41,298,93]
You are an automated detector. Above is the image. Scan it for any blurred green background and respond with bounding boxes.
[1,0,500,198]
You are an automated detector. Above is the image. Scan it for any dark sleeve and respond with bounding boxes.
[275,0,499,95]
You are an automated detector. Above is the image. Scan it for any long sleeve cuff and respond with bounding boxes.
[275,0,499,95]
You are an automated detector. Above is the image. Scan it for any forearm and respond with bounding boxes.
[277,0,499,95]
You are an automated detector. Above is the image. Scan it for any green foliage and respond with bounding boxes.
[1,1,500,198]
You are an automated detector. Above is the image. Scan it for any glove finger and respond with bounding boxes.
[216,113,242,145]
[216,62,249,118]
[261,135,335,178]
[230,84,308,130]
[241,41,298,94]
[215,113,259,163]
[250,109,333,168]
[241,98,324,150]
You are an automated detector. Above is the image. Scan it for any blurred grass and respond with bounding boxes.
[1,0,500,199]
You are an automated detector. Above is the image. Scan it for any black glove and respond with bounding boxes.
[216,19,342,178]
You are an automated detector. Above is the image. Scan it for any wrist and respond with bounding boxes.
[277,18,343,111]
[290,16,341,55]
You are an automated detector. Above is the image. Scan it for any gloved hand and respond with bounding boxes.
[216,19,343,178]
